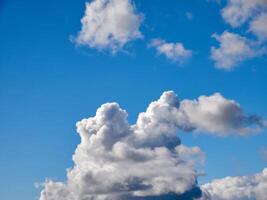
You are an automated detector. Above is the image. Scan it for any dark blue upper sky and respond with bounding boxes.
[0,0,267,200]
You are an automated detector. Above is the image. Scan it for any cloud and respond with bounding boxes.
[149,39,192,65]
[221,0,267,28]
[75,0,143,53]
[199,168,267,200]
[186,12,194,21]
[249,12,267,42]
[135,91,265,138]
[210,31,262,70]
[210,0,267,70]
[260,147,267,162]
[179,92,265,135]
[38,91,265,200]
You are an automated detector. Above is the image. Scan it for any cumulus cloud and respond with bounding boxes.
[209,0,267,69]
[210,31,262,70]
[250,12,267,42]
[149,39,192,64]
[221,0,267,28]
[75,0,143,53]
[39,91,265,200]
[220,0,267,42]
[199,168,267,200]
[179,92,265,135]
[134,91,265,138]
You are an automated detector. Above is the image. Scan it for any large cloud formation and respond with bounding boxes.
[75,0,143,53]
[39,91,265,200]
[200,168,267,200]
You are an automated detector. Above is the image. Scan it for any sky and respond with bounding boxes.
[0,0,267,200]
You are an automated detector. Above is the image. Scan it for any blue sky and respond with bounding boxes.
[0,0,267,200]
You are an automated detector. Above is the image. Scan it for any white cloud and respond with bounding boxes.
[210,31,260,70]
[149,39,192,64]
[200,168,267,200]
[210,0,267,69]
[250,12,267,42]
[221,0,267,28]
[179,92,265,135]
[135,91,265,137]
[38,91,265,200]
[75,0,143,53]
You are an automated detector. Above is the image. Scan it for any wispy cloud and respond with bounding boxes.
[185,12,194,21]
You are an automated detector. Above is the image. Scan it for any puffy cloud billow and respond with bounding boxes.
[249,12,267,42]
[75,0,143,53]
[39,91,266,200]
[200,168,267,200]
[221,0,267,28]
[210,0,267,70]
[210,31,263,70]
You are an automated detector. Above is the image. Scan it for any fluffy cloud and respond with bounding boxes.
[137,91,265,136]
[149,39,192,64]
[200,168,267,200]
[39,91,265,200]
[210,31,261,70]
[210,0,267,69]
[75,0,143,53]
[221,0,267,28]
[179,92,265,135]
[250,12,267,42]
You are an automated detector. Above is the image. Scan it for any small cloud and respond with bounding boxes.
[221,0,267,28]
[249,12,267,42]
[210,31,264,70]
[149,39,192,65]
[200,168,267,200]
